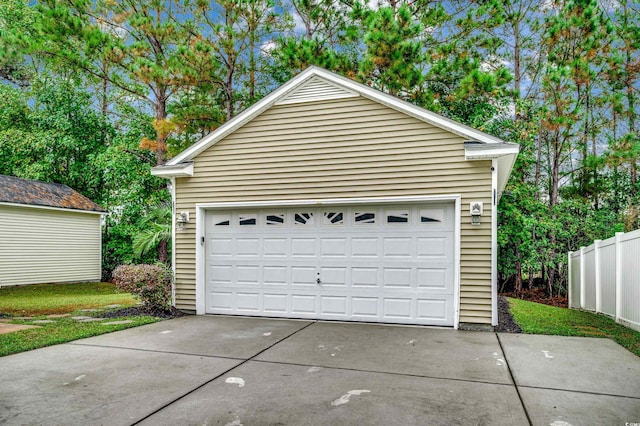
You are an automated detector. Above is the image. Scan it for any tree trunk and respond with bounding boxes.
[249,29,256,103]
[626,44,637,193]
[101,62,108,118]
[158,239,169,264]
[515,257,522,294]
[513,20,521,119]
[155,93,167,166]
[547,134,561,296]
[225,68,234,121]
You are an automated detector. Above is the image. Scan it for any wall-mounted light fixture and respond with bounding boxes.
[470,202,483,225]
[176,211,190,230]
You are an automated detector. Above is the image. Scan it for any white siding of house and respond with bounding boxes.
[0,204,102,286]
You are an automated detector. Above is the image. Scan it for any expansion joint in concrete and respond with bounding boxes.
[129,320,317,426]
[496,333,533,426]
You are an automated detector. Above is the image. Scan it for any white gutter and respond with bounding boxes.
[0,201,106,215]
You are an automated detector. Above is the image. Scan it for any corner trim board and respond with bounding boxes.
[491,159,498,327]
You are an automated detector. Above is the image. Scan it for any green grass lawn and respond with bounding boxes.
[0,282,137,316]
[1,316,159,357]
[0,282,163,357]
[507,297,640,357]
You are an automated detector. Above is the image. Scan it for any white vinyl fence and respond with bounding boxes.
[568,229,640,332]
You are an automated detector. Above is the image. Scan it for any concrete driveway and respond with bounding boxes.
[1,316,639,426]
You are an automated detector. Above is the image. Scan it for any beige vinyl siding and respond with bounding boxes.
[0,205,102,286]
[175,96,493,323]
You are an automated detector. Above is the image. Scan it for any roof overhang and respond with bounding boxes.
[0,201,106,215]
[464,141,519,194]
[153,67,520,192]
[464,141,520,160]
[151,161,194,178]
[162,67,517,167]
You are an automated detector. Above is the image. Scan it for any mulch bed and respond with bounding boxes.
[99,306,186,319]
[501,288,568,307]
[495,296,521,333]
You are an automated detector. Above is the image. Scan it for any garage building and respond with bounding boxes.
[152,67,518,328]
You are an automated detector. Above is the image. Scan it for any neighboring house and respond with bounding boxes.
[152,66,519,328]
[0,175,106,286]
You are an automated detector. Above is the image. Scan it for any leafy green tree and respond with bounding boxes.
[0,75,109,200]
[603,1,640,229]
[458,0,545,114]
[33,0,194,165]
[267,0,357,83]
[180,0,288,120]
[0,0,35,86]
[94,104,171,273]
[539,0,612,290]
[354,2,425,96]
[133,204,172,264]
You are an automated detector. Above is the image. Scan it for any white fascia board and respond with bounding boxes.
[167,66,513,166]
[464,144,520,160]
[151,162,194,178]
[0,201,106,215]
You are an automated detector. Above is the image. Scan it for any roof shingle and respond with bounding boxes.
[0,175,106,213]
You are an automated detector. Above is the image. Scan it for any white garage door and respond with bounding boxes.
[204,203,456,326]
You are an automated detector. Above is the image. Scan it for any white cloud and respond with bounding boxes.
[480,56,511,72]
[598,0,621,11]
[291,11,308,34]
[539,0,556,11]
[367,0,380,9]
[97,20,127,39]
[260,40,277,57]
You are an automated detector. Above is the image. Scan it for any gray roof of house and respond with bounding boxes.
[0,175,106,213]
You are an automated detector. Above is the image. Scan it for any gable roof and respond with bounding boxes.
[0,175,106,213]
[152,66,519,192]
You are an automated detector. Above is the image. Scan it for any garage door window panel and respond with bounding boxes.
[323,211,345,225]
[266,213,285,225]
[239,214,257,226]
[354,212,376,224]
[420,208,444,223]
[386,210,409,224]
[211,214,231,226]
[294,212,314,225]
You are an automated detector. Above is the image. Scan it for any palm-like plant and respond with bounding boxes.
[132,204,171,264]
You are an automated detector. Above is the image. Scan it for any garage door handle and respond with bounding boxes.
[316,278,321,284]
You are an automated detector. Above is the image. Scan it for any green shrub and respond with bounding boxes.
[112,264,172,312]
